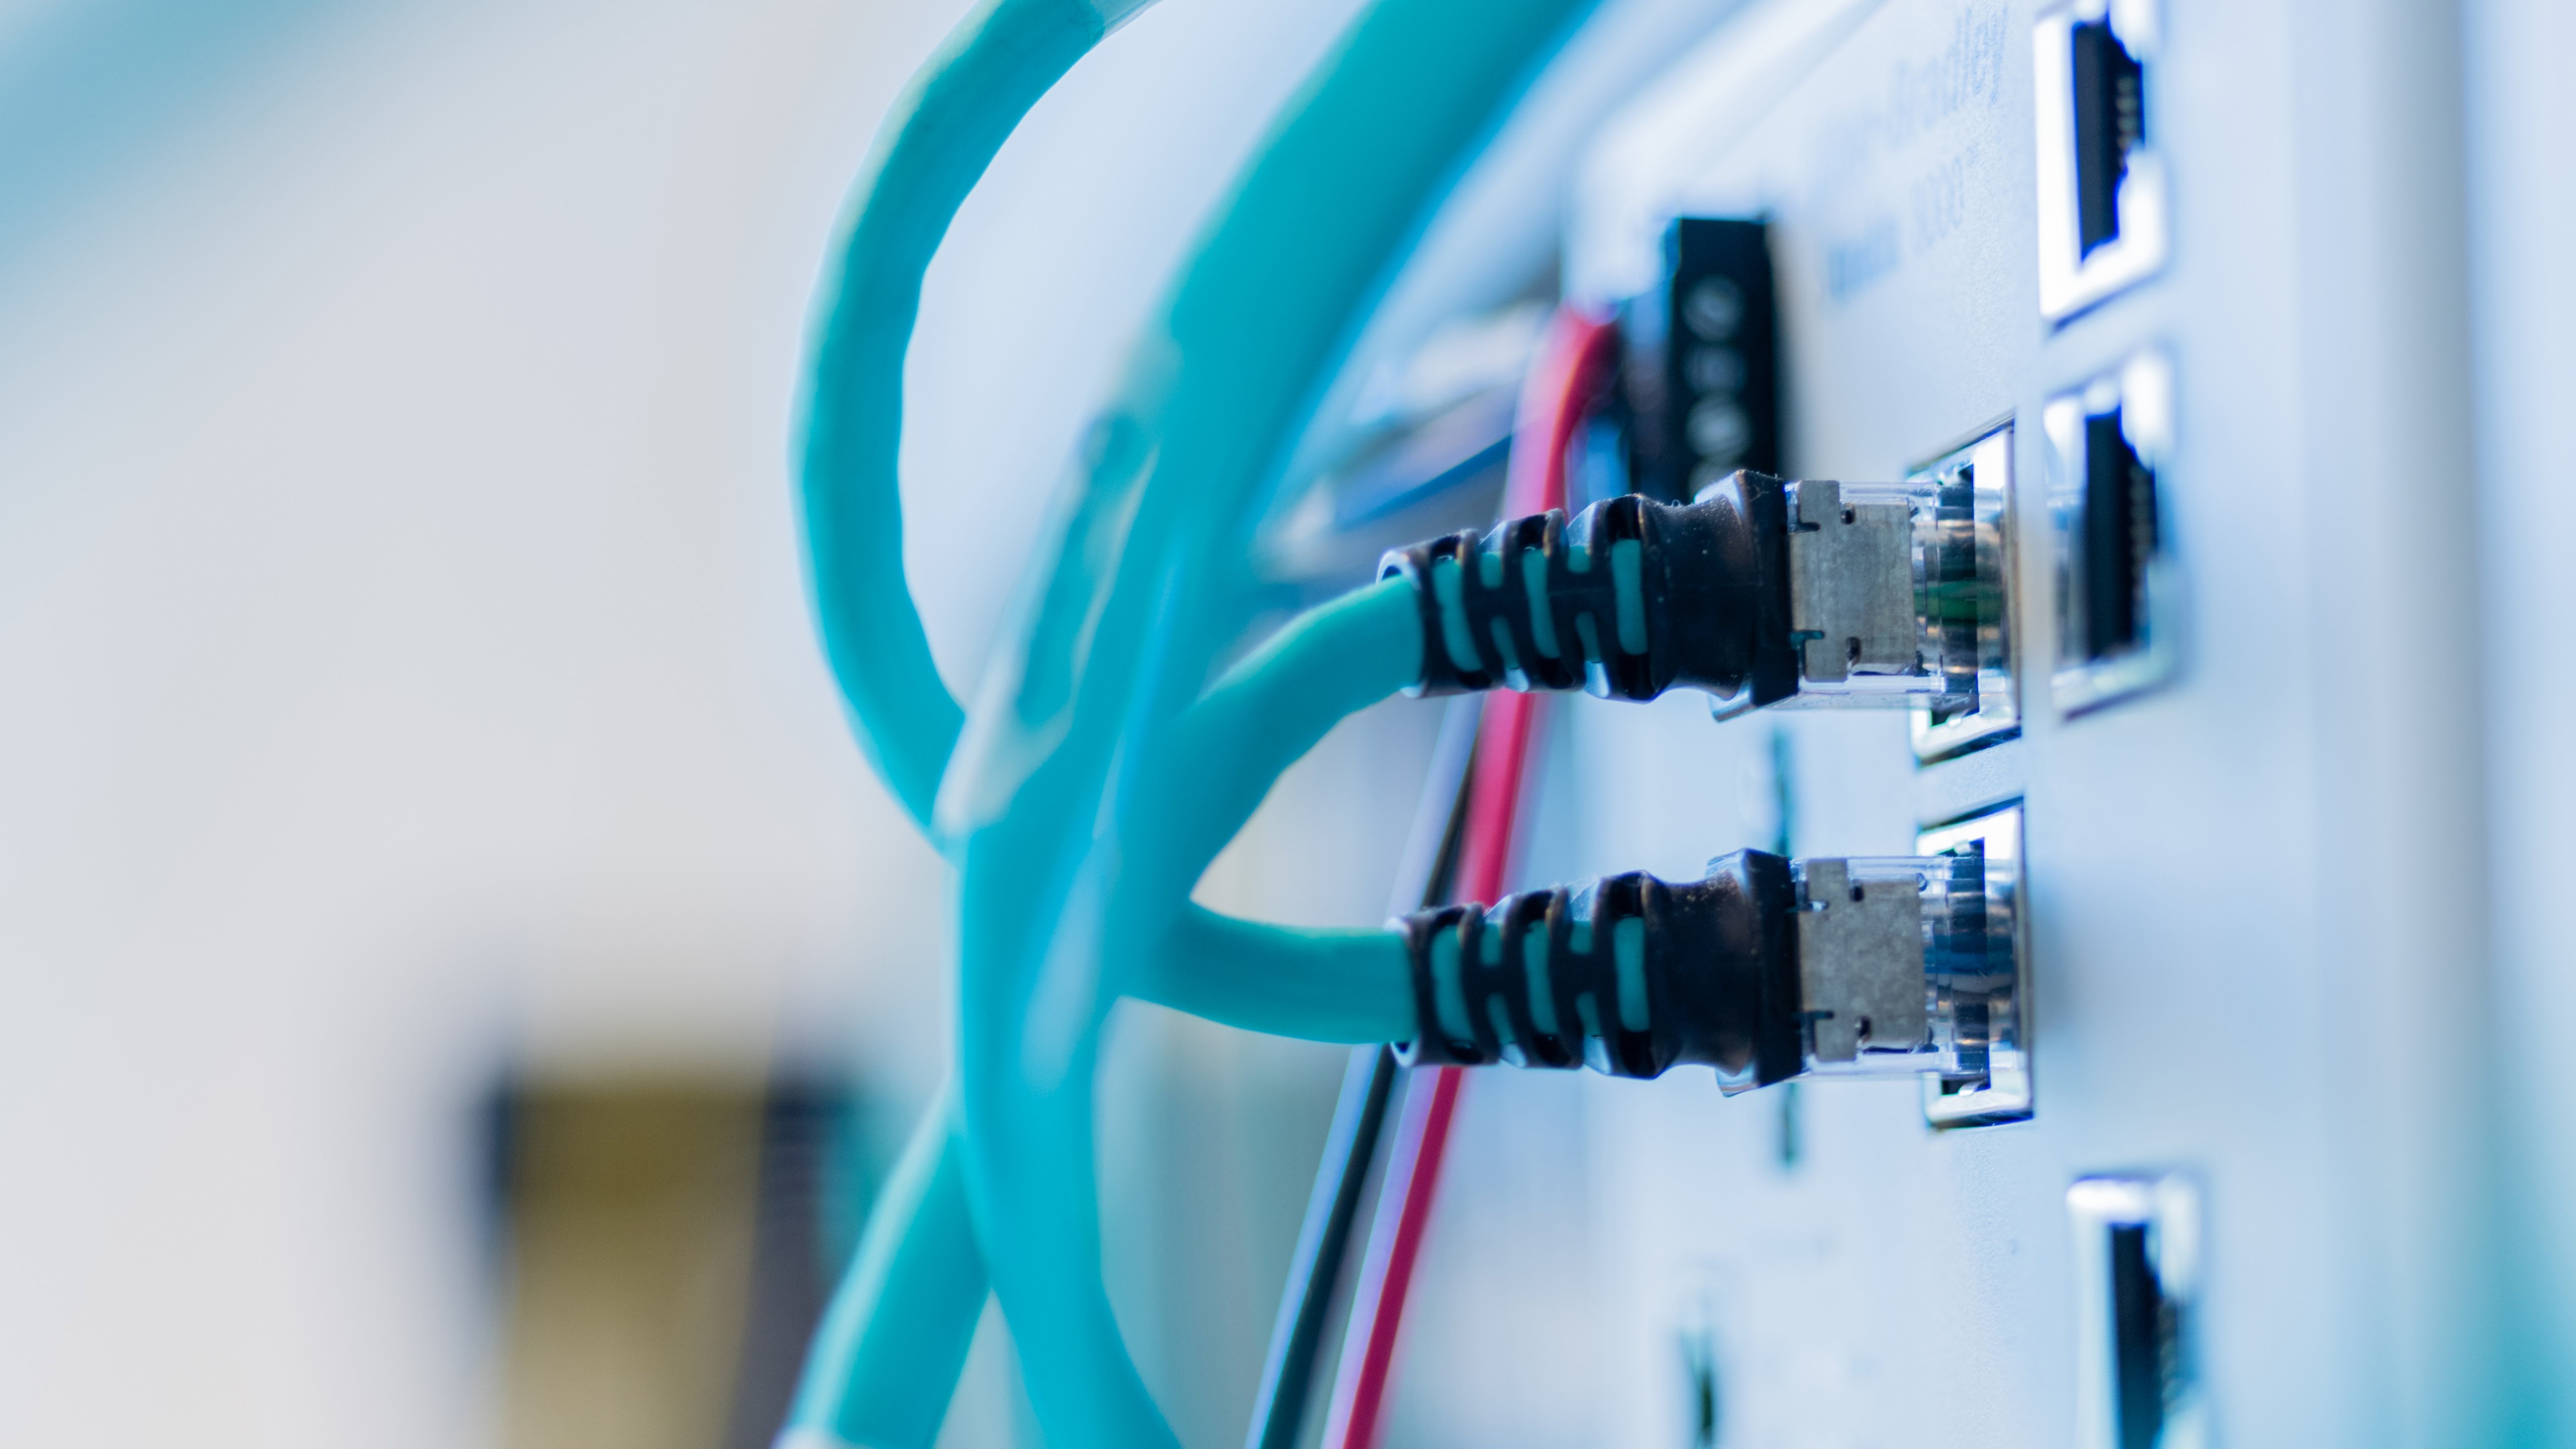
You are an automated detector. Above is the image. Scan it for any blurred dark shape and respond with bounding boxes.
[481,1072,870,1449]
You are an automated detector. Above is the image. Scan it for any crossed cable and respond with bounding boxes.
[775,1,1600,1445]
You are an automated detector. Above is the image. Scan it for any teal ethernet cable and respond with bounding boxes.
[780,1082,985,1449]
[785,0,1596,1443]
[785,6,1157,1439]
[933,1,1596,1445]
[783,0,2024,1439]
[787,7,1425,1434]
[797,0,1149,833]
[1116,578,1423,940]
[790,0,1410,1010]
[778,587,1420,1449]
[778,581,1419,1449]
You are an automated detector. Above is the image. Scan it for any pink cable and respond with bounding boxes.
[1319,307,1618,1449]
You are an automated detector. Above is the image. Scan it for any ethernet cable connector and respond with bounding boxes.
[1764,473,2011,723]
[1393,807,2028,1122]
[1380,468,2010,727]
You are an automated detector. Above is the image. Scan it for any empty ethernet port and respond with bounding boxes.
[2035,2,2167,319]
[2047,351,2177,714]
[2078,406,2155,660]
[2107,1223,2176,1449]
[2070,16,2145,260]
[2068,1175,2201,1449]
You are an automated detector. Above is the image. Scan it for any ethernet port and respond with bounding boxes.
[2047,351,2178,715]
[2071,16,2144,259]
[2068,1175,2204,1449]
[2035,1,2168,320]
[1908,425,2019,762]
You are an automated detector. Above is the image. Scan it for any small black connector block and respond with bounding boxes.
[1397,850,1803,1087]
[1623,218,1781,502]
[1380,470,1799,708]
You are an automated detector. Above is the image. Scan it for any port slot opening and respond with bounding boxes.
[2079,408,2156,661]
[2048,351,2178,714]
[2069,1175,2202,1449]
[2070,18,2147,260]
[2035,2,2168,320]
[2107,1223,2174,1449]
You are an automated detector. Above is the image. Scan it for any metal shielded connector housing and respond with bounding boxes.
[1792,856,1929,1063]
[1787,481,1917,683]
[1724,469,2012,734]
[1786,803,2031,1128]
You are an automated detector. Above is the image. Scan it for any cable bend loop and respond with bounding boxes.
[798,0,1144,833]
[784,3,1156,1445]
[791,0,1599,1442]
[1116,577,1422,937]
[782,579,1424,1447]
[778,906,1416,1449]
[943,1,1600,1445]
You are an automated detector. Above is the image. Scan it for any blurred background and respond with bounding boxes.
[0,0,1777,1433]
[0,1,1420,1444]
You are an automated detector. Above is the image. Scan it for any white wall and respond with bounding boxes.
[0,0,1374,1443]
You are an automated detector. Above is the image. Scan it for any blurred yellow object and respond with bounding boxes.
[496,1082,766,1449]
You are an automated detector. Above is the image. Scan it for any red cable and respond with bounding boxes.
[1319,307,1618,1449]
